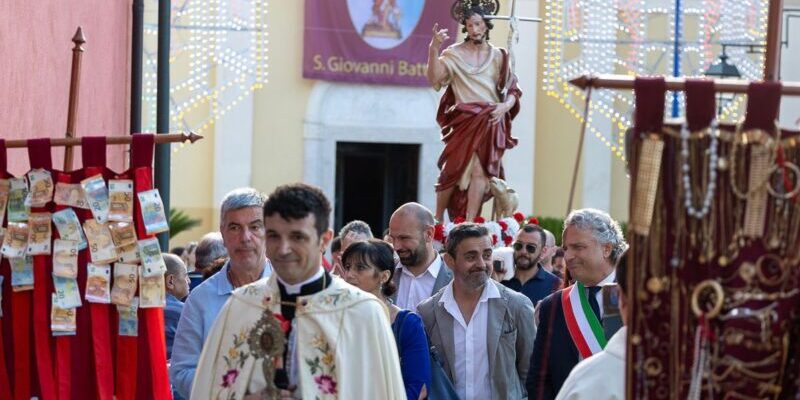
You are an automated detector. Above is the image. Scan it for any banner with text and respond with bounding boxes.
[303,0,458,86]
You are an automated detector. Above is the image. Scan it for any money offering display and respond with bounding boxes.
[626,79,800,399]
[0,136,173,400]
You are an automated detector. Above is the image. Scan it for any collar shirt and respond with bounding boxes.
[168,260,272,399]
[592,270,616,319]
[440,281,501,400]
[395,255,442,310]
[276,267,325,295]
[501,264,561,307]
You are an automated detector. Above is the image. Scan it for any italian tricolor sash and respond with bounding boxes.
[561,282,607,359]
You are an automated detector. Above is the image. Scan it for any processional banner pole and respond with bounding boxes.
[64,27,85,172]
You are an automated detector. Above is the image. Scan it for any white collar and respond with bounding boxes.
[439,279,501,306]
[598,269,616,286]
[399,254,442,278]
[276,267,324,295]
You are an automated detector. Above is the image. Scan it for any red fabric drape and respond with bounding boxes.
[131,135,172,400]
[0,139,15,400]
[82,137,115,400]
[27,139,58,400]
[1,134,171,399]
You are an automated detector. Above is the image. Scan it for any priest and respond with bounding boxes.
[192,183,405,399]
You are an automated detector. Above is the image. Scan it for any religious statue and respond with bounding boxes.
[427,0,521,222]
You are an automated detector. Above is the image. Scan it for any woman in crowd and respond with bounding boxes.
[342,239,431,400]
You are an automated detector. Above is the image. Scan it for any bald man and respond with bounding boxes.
[541,229,557,274]
[387,202,453,310]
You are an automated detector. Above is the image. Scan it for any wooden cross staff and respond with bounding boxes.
[486,0,541,97]
[5,27,203,171]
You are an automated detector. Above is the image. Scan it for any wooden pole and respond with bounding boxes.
[566,85,593,216]
[2,132,203,149]
[764,0,784,81]
[569,74,800,95]
[64,27,86,172]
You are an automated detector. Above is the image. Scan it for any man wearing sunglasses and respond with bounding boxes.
[501,224,562,307]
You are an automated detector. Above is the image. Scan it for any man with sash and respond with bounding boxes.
[556,254,629,400]
[191,183,405,399]
[526,208,628,400]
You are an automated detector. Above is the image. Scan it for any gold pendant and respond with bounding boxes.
[248,311,288,398]
[739,262,756,283]
[646,276,666,293]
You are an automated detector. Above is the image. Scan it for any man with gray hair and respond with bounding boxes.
[526,208,627,400]
[170,188,273,399]
[331,220,374,275]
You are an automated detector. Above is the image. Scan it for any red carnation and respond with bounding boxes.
[503,236,513,246]
[492,234,498,245]
[433,223,446,241]
[453,216,466,224]
[513,212,525,222]
[498,220,508,231]
[273,313,291,334]
[528,217,539,225]
[473,216,486,223]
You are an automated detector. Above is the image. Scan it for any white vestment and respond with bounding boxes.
[555,327,627,400]
[191,275,405,399]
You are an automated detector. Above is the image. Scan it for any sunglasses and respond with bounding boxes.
[513,242,538,253]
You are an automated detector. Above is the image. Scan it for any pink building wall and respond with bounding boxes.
[0,1,131,174]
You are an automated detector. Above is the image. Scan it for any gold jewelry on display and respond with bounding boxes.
[766,161,800,199]
[644,357,663,377]
[631,134,664,236]
[690,280,724,319]
[755,254,787,288]
[742,145,772,238]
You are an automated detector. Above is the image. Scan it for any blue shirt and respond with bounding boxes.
[392,310,432,400]
[501,265,562,306]
[164,293,184,360]
[168,260,271,399]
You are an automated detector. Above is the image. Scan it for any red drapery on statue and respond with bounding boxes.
[435,48,522,219]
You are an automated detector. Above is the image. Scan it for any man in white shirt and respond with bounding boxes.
[388,202,452,310]
[418,223,535,399]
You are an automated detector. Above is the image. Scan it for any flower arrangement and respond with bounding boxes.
[433,213,541,251]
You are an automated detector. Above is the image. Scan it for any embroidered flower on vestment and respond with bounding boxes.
[314,374,338,394]
[221,369,239,388]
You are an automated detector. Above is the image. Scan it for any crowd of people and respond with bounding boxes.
[157,183,627,399]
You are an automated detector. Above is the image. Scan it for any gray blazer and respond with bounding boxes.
[389,256,453,305]
[417,280,536,400]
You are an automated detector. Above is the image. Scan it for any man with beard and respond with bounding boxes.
[526,209,628,400]
[418,223,535,399]
[388,202,453,310]
[427,1,522,221]
[501,224,562,306]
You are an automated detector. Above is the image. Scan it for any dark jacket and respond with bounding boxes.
[526,289,580,400]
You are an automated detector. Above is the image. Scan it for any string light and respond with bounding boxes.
[142,0,270,157]
[542,0,769,164]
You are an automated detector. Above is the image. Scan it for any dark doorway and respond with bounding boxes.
[335,142,419,237]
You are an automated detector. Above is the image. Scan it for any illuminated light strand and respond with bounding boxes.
[542,0,769,164]
[143,0,270,156]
